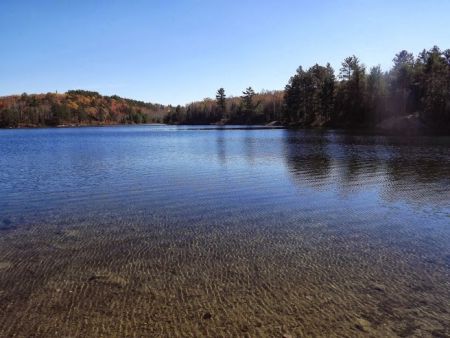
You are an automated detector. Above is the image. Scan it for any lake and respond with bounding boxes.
[0,125,449,337]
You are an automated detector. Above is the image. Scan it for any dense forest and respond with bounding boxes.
[1,46,449,133]
[165,46,450,133]
[0,90,167,127]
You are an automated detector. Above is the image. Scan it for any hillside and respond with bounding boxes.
[0,90,168,128]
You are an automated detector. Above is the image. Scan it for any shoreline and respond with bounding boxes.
[0,122,167,130]
[0,117,450,136]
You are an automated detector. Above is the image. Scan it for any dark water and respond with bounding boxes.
[0,125,449,337]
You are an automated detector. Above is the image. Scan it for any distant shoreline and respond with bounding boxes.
[2,121,449,136]
[0,122,166,130]
[2,113,449,136]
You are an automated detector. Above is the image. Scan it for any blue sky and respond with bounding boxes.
[1,0,449,105]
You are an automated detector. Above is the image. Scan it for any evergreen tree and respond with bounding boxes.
[420,46,450,123]
[215,88,226,112]
[283,67,304,123]
[367,65,387,124]
[336,56,367,125]
[241,87,256,113]
[390,50,415,116]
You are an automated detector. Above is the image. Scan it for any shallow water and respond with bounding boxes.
[0,125,449,337]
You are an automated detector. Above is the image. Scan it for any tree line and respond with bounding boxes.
[1,45,449,132]
[163,89,284,125]
[284,46,450,130]
[165,45,450,132]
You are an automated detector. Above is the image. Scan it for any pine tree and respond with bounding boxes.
[215,88,227,118]
[241,87,256,113]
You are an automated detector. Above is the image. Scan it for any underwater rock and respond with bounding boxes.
[355,318,372,332]
[202,312,212,320]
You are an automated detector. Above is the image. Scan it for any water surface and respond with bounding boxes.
[0,126,449,337]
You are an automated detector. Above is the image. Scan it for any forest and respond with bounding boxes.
[165,46,450,133]
[0,90,167,127]
[1,46,449,133]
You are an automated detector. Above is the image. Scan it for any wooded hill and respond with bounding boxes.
[0,90,167,127]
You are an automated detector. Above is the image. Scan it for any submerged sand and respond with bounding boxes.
[0,215,448,337]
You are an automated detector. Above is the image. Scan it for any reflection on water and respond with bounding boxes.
[284,130,450,205]
[0,126,449,337]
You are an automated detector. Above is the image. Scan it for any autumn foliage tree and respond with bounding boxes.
[0,91,167,127]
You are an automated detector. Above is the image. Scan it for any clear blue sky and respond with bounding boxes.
[1,0,449,105]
